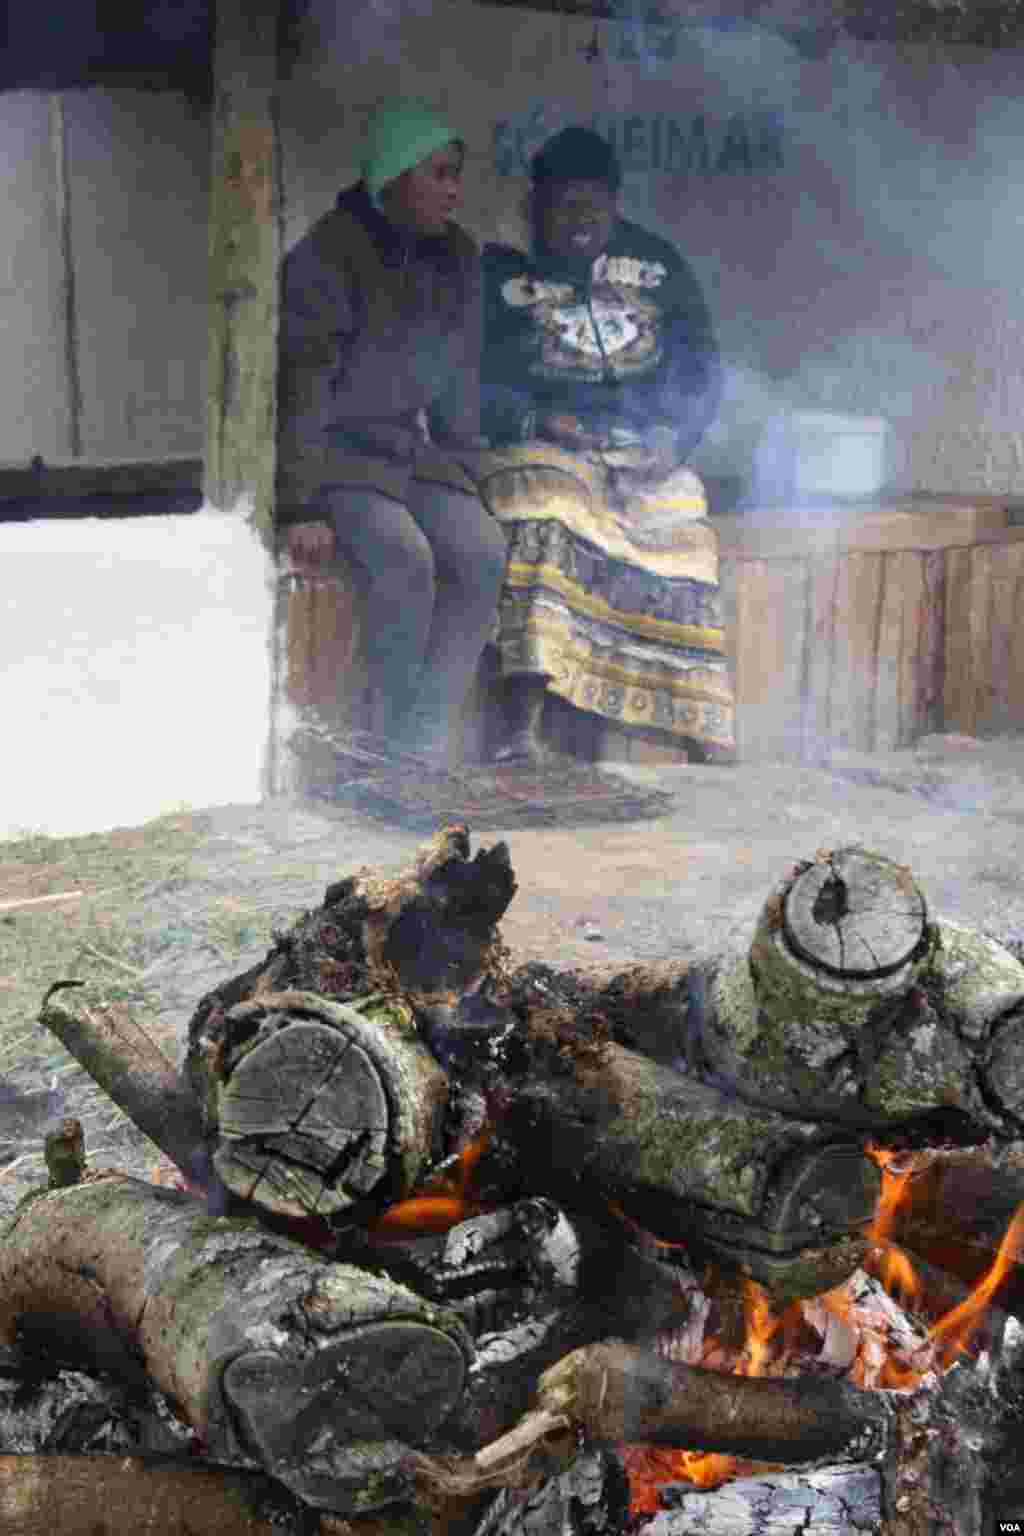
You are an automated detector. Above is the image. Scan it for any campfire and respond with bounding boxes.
[617,1144,1024,1520]
[4,830,1024,1535]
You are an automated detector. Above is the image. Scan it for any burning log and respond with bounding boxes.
[410,1335,901,1531]
[174,825,517,1219]
[0,1455,312,1536]
[432,1304,1024,1536]
[503,1004,882,1304]
[0,1173,473,1516]
[26,829,1024,1527]
[473,1340,895,1469]
[884,1147,1024,1307]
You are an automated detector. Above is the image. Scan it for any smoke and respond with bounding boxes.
[559,16,1024,497]
[312,0,440,70]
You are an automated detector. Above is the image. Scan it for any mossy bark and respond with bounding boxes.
[0,1174,473,1516]
[205,0,282,544]
[38,982,208,1181]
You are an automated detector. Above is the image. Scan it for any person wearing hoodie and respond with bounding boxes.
[276,99,506,766]
[479,126,735,766]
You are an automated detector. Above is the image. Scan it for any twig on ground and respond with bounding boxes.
[79,942,146,979]
[0,890,84,913]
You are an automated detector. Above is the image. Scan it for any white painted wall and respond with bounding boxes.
[0,510,273,841]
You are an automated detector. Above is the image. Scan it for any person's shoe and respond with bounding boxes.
[392,717,453,774]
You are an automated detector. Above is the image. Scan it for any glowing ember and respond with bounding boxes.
[366,1124,493,1240]
[369,1193,479,1237]
[621,1278,800,1511]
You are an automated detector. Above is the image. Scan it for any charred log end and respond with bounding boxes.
[671,1143,880,1306]
[706,848,933,1106]
[221,1321,470,1513]
[369,836,517,998]
[203,993,447,1221]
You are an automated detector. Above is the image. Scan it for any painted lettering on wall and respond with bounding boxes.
[493,105,784,179]
[574,17,759,70]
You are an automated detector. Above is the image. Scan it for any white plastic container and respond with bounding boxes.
[756,412,889,501]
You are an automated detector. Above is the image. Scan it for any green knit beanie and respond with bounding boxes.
[362,99,458,206]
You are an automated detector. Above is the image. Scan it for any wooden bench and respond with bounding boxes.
[716,494,1024,761]
[275,553,692,789]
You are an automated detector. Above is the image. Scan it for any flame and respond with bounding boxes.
[622,1279,802,1511]
[366,1124,492,1240]
[857,1146,1024,1385]
[369,1194,478,1237]
[738,1278,790,1377]
[624,1150,1024,1517]
[863,1142,924,1314]
[928,1198,1024,1367]
[866,1144,919,1246]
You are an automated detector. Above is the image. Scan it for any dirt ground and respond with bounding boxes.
[2,730,1023,1220]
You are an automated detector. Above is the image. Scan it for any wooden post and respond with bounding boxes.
[204,0,282,546]
[48,94,83,460]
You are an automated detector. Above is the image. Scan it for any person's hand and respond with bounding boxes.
[602,425,678,482]
[604,426,680,511]
[539,413,609,453]
[286,521,335,574]
[436,432,491,453]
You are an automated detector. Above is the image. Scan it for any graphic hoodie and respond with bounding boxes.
[482,217,720,459]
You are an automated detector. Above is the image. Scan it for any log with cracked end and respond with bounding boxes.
[186,989,451,1220]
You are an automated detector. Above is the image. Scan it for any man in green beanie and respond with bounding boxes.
[276,98,504,767]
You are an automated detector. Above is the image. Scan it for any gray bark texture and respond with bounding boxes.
[0,1174,472,1516]
[0,1454,315,1536]
[471,1450,630,1536]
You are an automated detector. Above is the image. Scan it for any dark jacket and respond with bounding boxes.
[276,181,482,523]
[481,217,720,459]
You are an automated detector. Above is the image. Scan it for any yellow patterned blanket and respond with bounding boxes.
[469,441,736,757]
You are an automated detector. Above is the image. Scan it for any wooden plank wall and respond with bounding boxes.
[718,500,1024,761]
[279,500,1024,779]
[944,541,1024,737]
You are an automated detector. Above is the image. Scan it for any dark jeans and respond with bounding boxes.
[324,482,507,743]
